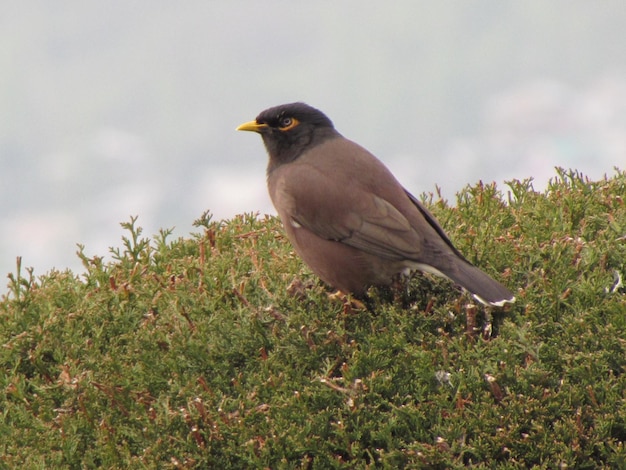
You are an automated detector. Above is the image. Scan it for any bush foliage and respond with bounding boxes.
[1,168,625,469]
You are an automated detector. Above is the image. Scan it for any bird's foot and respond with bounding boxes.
[327,290,367,313]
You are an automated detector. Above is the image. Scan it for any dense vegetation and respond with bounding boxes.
[1,168,625,468]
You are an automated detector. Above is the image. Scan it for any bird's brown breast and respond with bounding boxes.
[267,137,428,292]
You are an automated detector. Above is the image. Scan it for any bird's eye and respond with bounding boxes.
[278,116,299,131]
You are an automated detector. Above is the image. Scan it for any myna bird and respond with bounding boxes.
[236,102,515,306]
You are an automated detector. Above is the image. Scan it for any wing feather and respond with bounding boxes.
[271,161,423,261]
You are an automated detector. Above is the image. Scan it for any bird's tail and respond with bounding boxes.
[445,261,515,307]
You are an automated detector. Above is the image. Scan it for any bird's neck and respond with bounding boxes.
[265,129,341,175]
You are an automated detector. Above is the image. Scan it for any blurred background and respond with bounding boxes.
[2,1,625,277]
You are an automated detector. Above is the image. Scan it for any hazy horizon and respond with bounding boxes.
[2,1,625,278]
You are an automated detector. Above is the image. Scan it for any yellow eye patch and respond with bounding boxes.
[278,117,300,131]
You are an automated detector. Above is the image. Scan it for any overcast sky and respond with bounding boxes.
[2,1,625,278]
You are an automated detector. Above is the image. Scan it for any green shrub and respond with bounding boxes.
[1,168,625,469]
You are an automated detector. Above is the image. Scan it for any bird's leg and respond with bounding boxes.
[390,272,413,308]
[327,290,367,313]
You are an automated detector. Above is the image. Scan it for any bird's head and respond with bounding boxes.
[237,102,338,170]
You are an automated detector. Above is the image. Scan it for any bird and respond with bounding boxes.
[236,102,515,306]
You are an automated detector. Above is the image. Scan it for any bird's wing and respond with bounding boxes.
[404,190,470,262]
[270,162,423,261]
[337,194,422,260]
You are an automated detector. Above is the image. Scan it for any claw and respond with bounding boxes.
[327,290,367,312]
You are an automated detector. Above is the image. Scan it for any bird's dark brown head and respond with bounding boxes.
[237,102,338,171]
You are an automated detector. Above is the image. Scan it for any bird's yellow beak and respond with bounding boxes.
[236,120,268,133]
